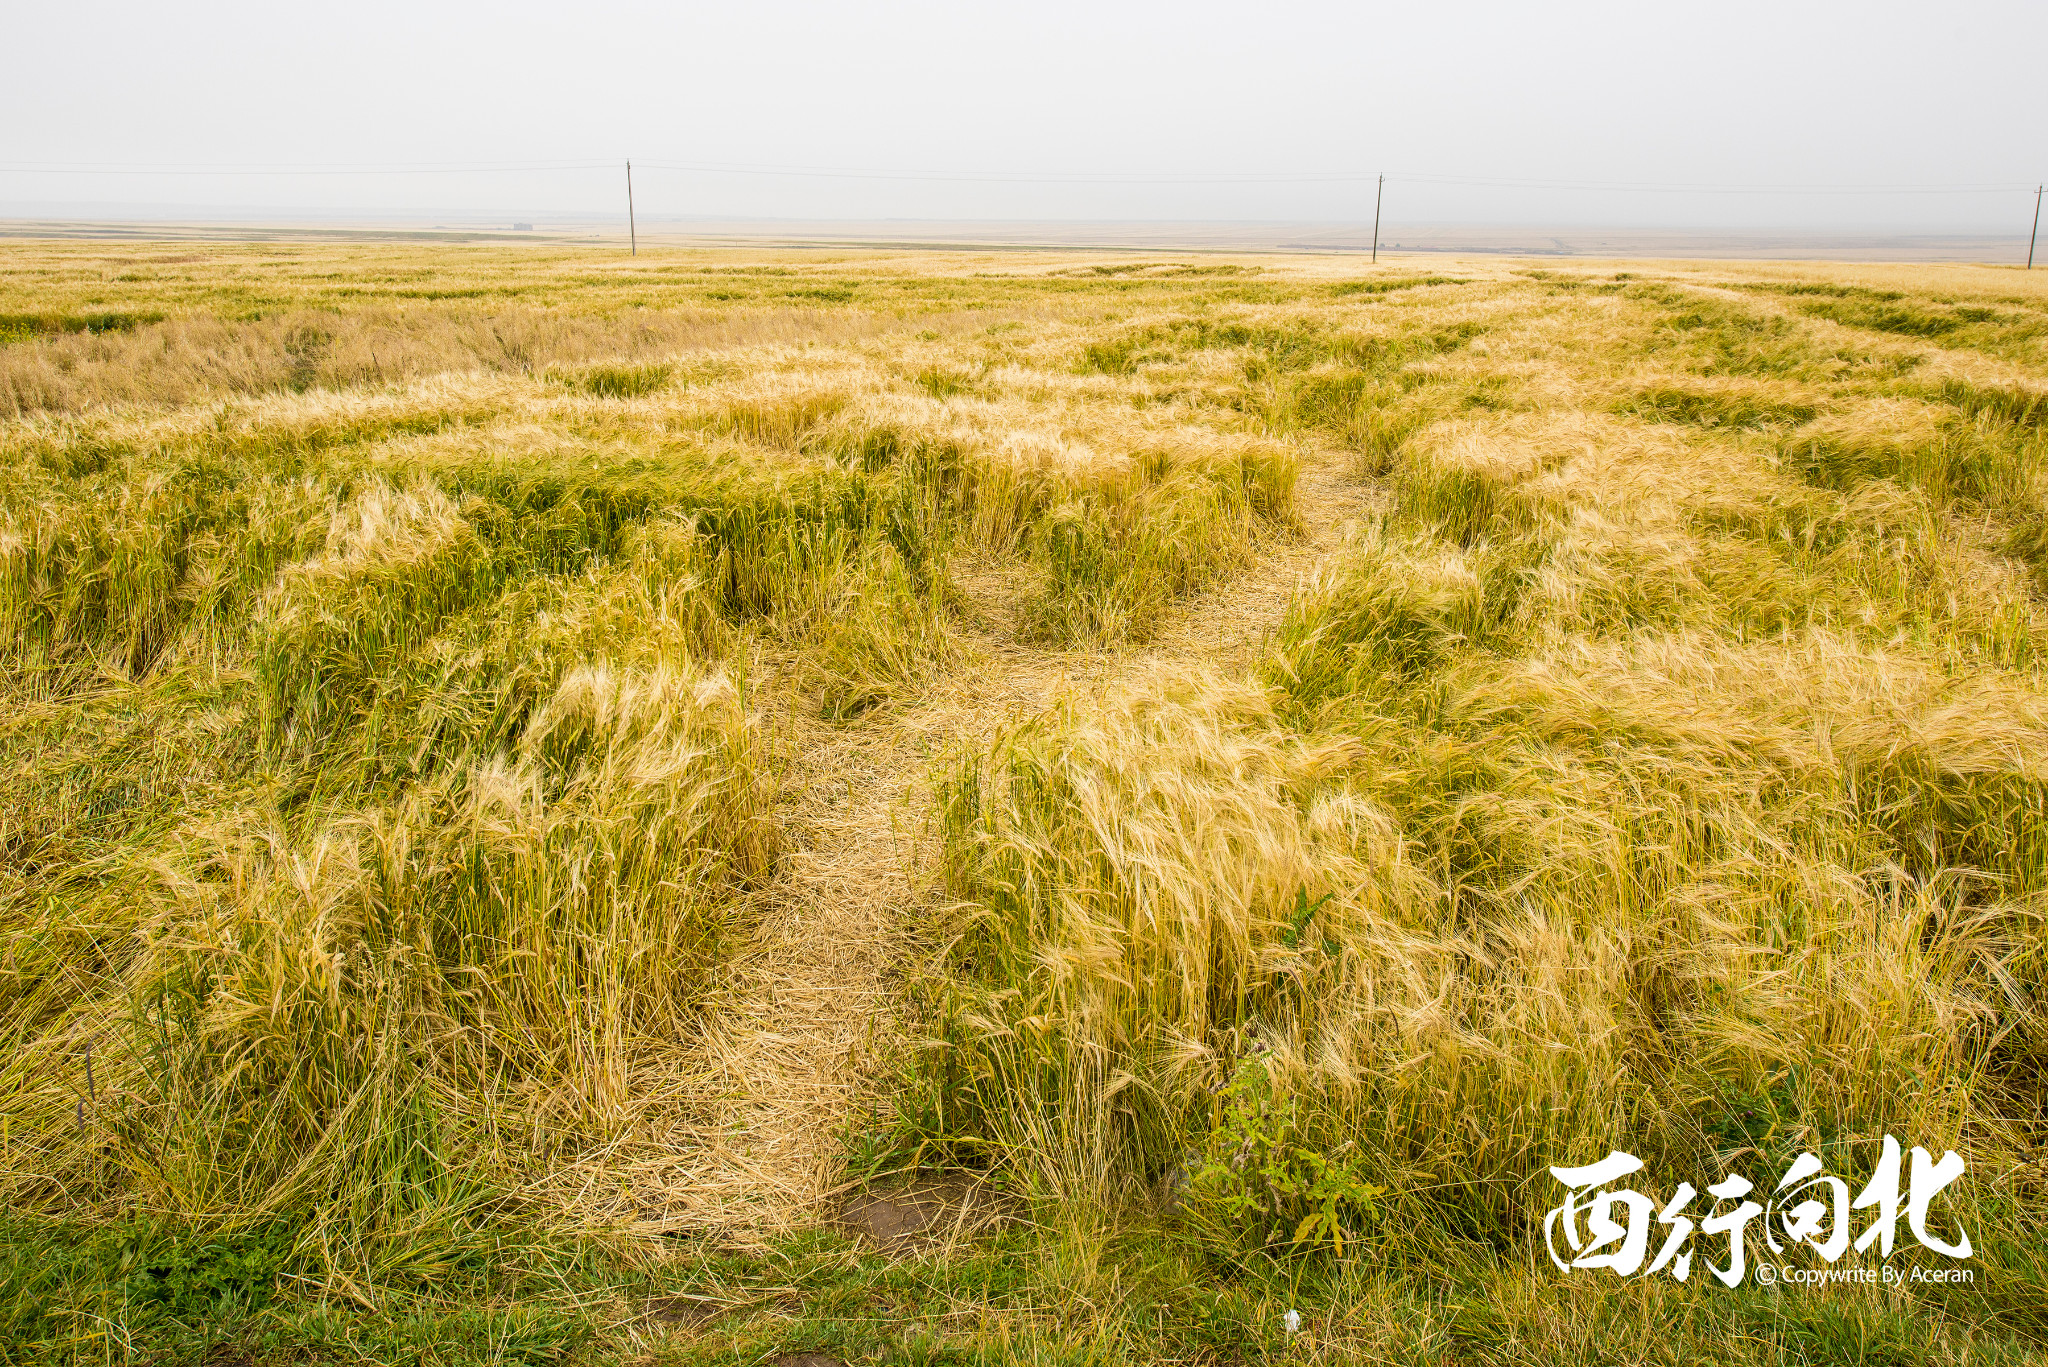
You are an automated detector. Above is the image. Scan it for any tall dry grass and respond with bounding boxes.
[0,245,1316,1287]
[5,242,2048,1352]
[904,258,2048,1322]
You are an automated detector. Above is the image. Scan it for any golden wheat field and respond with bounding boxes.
[3,241,2047,1365]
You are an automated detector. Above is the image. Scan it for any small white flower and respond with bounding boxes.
[1283,1309,1301,1335]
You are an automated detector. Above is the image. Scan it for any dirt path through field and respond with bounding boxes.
[635,449,1373,1238]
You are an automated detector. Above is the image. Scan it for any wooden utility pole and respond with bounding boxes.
[1372,174,1384,263]
[2030,184,2042,270]
[626,160,638,257]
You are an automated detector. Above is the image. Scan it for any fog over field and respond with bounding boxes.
[6,0,2045,240]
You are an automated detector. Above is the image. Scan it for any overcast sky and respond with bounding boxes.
[7,0,2044,231]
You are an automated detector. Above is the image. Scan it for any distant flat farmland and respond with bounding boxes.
[0,217,2030,261]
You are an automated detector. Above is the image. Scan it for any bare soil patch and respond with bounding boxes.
[836,1174,1009,1254]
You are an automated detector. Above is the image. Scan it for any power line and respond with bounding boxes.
[1372,174,1383,263]
[1386,173,2035,197]
[634,162,2037,195]
[0,160,613,176]
[0,158,2038,196]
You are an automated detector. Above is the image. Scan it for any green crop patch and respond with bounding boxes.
[1937,377,2048,430]
[1329,274,1466,296]
[1618,385,1819,430]
[559,361,674,398]
[0,309,168,343]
